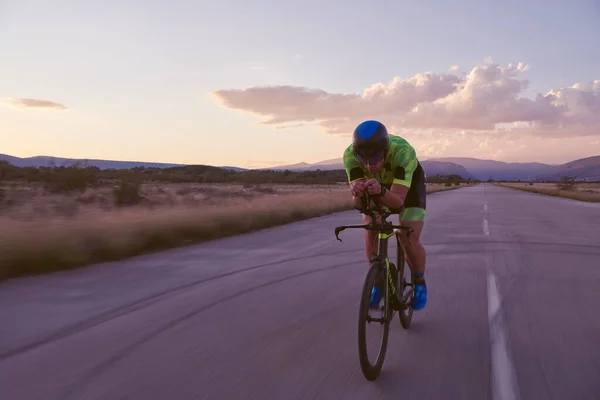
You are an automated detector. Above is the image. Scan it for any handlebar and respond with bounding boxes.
[333,192,414,242]
[334,223,413,242]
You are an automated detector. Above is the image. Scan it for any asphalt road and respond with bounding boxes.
[1,183,599,400]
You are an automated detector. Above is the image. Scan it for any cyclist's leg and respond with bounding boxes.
[397,208,426,276]
[362,213,379,263]
[397,162,428,310]
[398,208,427,310]
[363,212,386,308]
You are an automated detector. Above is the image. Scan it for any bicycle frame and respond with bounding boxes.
[334,193,415,313]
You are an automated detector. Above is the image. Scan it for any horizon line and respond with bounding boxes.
[3,151,599,170]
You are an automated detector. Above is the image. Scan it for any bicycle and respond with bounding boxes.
[334,193,416,381]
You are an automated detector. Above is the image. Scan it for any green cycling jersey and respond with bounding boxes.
[342,134,421,189]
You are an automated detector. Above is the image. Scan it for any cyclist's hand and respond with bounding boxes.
[365,179,382,195]
[350,179,366,197]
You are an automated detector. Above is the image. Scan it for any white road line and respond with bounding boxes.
[487,269,520,400]
[483,201,490,236]
[485,200,518,399]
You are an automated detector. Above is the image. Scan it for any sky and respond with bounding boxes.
[1,0,599,169]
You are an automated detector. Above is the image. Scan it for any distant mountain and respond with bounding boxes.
[313,158,343,166]
[533,155,600,182]
[265,162,314,170]
[3,152,598,182]
[420,160,473,179]
[0,154,247,172]
[267,158,473,178]
[0,154,24,167]
[261,160,340,171]
[268,155,600,182]
[425,157,555,181]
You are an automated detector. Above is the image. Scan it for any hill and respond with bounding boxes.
[2,152,598,182]
[268,156,600,182]
[533,155,600,182]
[0,154,247,172]
[420,160,473,179]
[425,157,555,181]
[271,156,600,181]
[267,158,473,179]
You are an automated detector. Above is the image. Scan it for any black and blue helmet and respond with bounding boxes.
[352,120,390,164]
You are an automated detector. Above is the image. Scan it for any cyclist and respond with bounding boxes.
[342,120,428,311]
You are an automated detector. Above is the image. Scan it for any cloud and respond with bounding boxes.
[211,59,600,139]
[3,98,68,111]
[409,131,600,164]
[242,61,266,71]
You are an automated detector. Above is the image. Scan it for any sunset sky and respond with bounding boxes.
[1,0,599,169]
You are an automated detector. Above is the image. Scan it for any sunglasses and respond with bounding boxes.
[355,151,384,165]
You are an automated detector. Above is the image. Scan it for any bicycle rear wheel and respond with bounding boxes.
[358,262,390,381]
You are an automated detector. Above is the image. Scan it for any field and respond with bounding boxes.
[494,182,600,202]
[0,181,471,281]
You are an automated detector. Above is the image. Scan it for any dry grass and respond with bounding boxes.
[495,182,600,202]
[426,182,473,193]
[0,181,471,281]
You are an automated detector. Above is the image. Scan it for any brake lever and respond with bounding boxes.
[335,226,346,241]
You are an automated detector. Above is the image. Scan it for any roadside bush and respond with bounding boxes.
[114,179,142,206]
[556,176,576,191]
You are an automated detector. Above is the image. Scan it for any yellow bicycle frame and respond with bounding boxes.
[378,229,400,298]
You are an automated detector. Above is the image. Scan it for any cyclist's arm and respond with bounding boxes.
[375,146,418,210]
[349,174,368,210]
[343,147,368,210]
[377,184,409,210]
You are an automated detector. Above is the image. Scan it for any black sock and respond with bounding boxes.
[412,271,425,284]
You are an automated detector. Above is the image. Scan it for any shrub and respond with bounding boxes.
[556,176,576,191]
[114,180,142,206]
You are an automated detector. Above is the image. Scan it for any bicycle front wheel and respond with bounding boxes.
[358,262,390,381]
[397,249,414,329]
[397,242,414,329]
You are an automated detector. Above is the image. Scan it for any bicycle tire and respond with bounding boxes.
[397,248,414,329]
[358,262,390,381]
